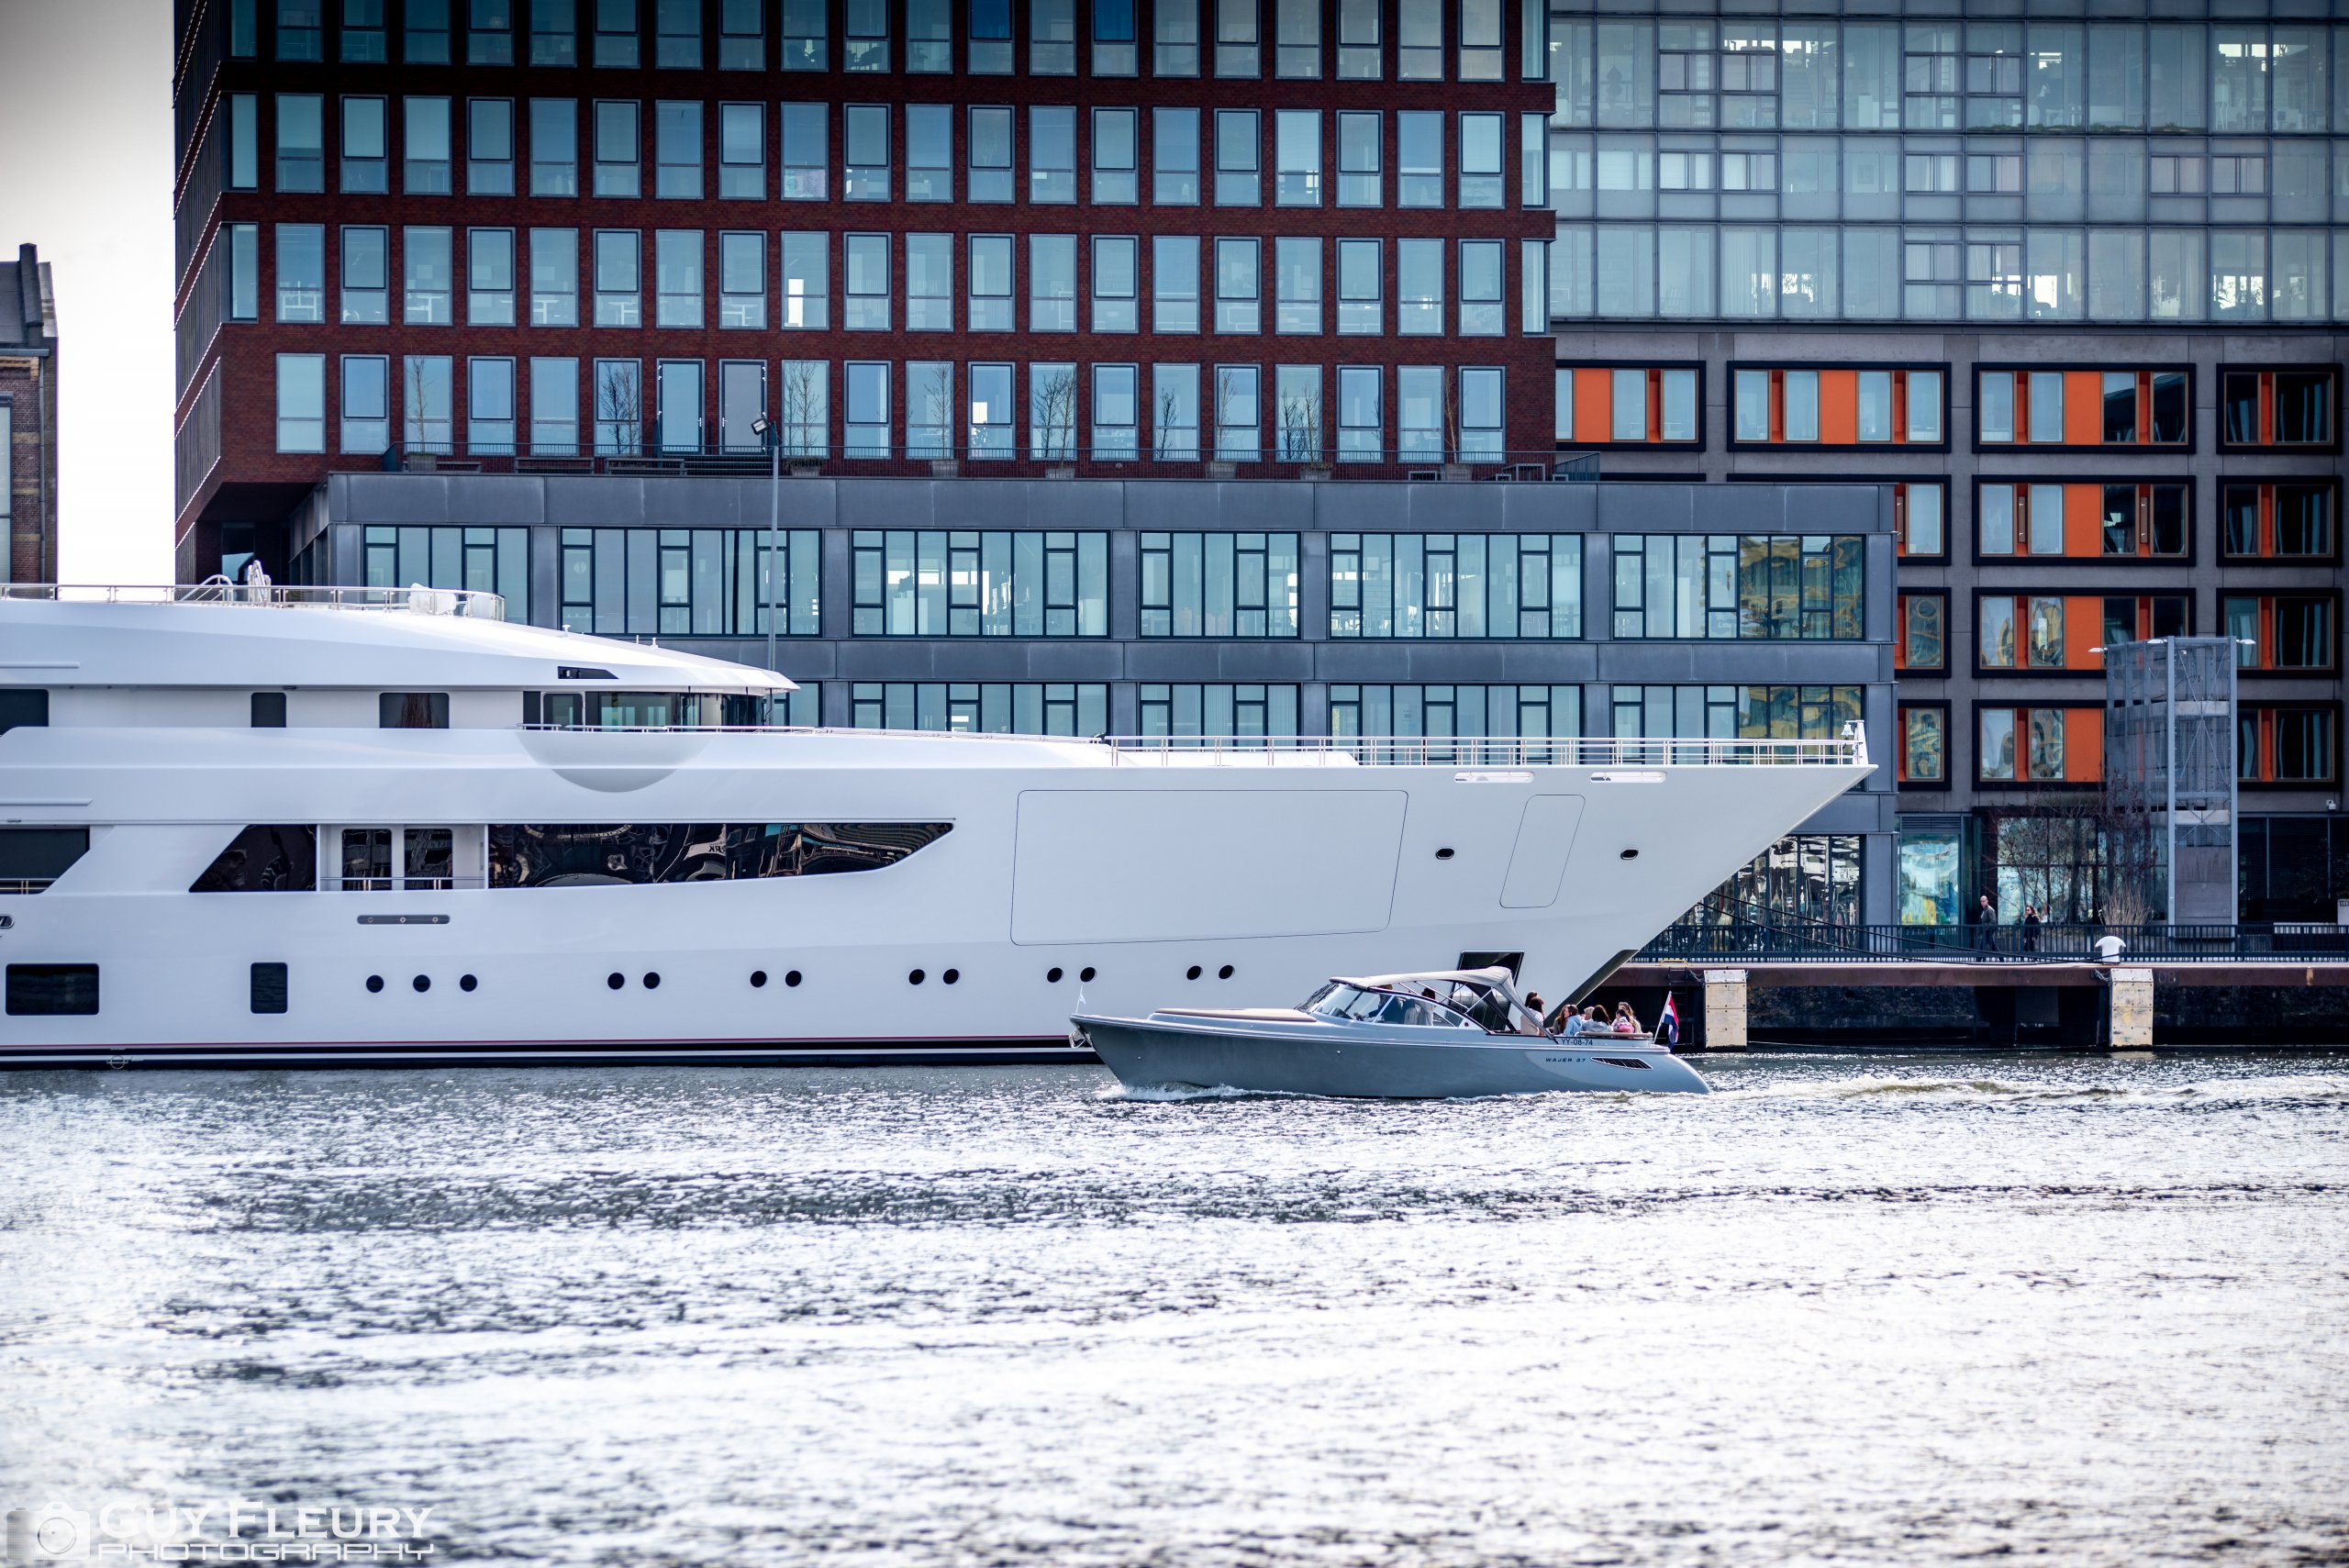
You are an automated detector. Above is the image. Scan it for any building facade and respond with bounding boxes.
[2,242,60,584]
[168,0,2346,924]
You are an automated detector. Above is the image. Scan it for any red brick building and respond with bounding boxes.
[2,242,59,584]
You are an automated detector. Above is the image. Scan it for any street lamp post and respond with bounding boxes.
[751,415,781,716]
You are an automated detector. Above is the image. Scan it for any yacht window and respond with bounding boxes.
[192,825,320,892]
[380,692,451,728]
[250,962,289,1015]
[539,691,762,727]
[406,828,455,889]
[488,822,953,885]
[342,828,395,891]
[0,690,49,735]
[0,828,91,894]
[251,692,288,727]
[6,963,99,1017]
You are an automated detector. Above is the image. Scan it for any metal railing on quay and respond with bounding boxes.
[354,444,1605,484]
[1639,919,2349,965]
[2,581,508,618]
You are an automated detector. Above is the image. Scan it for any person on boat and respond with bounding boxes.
[1612,1002,1640,1035]
[1561,1008,1584,1038]
[1520,991,1548,1035]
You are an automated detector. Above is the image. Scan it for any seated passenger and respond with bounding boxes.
[1561,1009,1584,1039]
[1520,991,1549,1036]
[1612,1002,1640,1035]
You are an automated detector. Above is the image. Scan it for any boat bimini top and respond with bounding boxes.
[1303,967,1547,1035]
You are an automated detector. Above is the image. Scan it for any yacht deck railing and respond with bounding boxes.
[2,581,507,618]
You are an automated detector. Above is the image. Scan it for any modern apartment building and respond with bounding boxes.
[1,242,60,584]
[167,0,2345,927]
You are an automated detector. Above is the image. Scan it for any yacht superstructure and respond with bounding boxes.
[0,584,1872,1068]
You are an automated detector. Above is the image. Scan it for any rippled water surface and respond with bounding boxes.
[4,1054,2348,1566]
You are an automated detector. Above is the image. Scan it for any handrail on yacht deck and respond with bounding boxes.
[1,581,507,618]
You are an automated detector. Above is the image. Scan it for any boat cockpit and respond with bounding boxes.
[1300,968,1547,1036]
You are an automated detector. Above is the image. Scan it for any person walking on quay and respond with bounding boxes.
[2021,905,2043,954]
[1974,893,2000,957]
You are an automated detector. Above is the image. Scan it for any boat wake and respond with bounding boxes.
[1717,1072,2349,1106]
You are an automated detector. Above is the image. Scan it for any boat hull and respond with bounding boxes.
[1077,1016,1710,1097]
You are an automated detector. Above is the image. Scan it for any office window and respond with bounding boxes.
[718,0,760,66]
[1212,364,1261,461]
[1153,236,1200,332]
[593,228,640,326]
[341,355,389,453]
[2223,483,2336,562]
[1330,688,1586,756]
[1898,592,1945,672]
[779,232,828,329]
[1030,107,1075,204]
[1156,0,1199,74]
[467,228,516,326]
[969,362,1014,457]
[1898,707,1946,784]
[714,104,763,200]
[467,358,516,455]
[1093,237,1138,332]
[529,99,578,195]
[402,0,450,58]
[1274,110,1320,206]
[781,0,824,66]
[968,0,1010,72]
[1457,368,1502,459]
[1397,239,1442,334]
[1338,365,1380,460]
[1611,534,1865,639]
[2228,596,2338,673]
[1458,112,1502,206]
[343,0,386,61]
[1215,110,1261,205]
[908,361,953,456]
[404,97,452,195]
[1336,112,1380,206]
[1142,533,1301,636]
[777,359,827,455]
[1898,483,1945,558]
[852,684,1107,736]
[1338,0,1378,77]
[845,233,890,330]
[906,233,952,330]
[1092,108,1138,204]
[531,358,579,454]
[228,95,260,190]
[1397,111,1442,206]
[404,228,453,325]
[1274,238,1319,334]
[1459,240,1503,335]
[529,0,576,63]
[1977,482,2187,560]
[339,225,387,323]
[781,103,826,199]
[1397,365,1442,460]
[275,224,326,324]
[1092,363,1139,458]
[1976,595,2065,670]
[844,361,890,458]
[1337,239,1380,334]
[594,0,637,65]
[277,94,325,191]
[1030,0,1073,73]
[653,102,701,198]
[1274,363,1321,471]
[652,360,702,454]
[1217,0,1258,75]
[529,228,578,326]
[845,105,890,200]
[651,0,698,63]
[1397,0,1440,79]
[968,235,1013,331]
[898,104,951,203]
[555,526,818,639]
[2222,370,2337,449]
[1027,237,1077,332]
[1095,0,1136,73]
[1457,0,1498,79]
[1330,534,1581,638]
[278,0,322,58]
[1275,0,1317,77]
[1732,367,1943,446]
[851,531,1108,637]
[654,230,703,328]
[458,100,515,199]
[1141,684,1301,741]
[1154,108,1201,204]
[715,232,764,328]
[224,223,260,322]
[403,354,454,452]
[717,360,765,451]
[340,97,388,194]
[1030,362,1079,459]
[276,354,326,452]
[592,101,639,197]
[905,0,947,69]
[1214,238,1260,333]
[968,106,1012,204]
[1153,363,1200,459]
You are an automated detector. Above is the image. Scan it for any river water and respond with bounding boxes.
[2,1054,2345,1567]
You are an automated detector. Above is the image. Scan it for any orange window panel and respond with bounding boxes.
[1819,371,1858,444]
[2063,596,2103,670]
[2064,372,2104,446]
[2063,484,2104,558]
[2064,707,2104,783]
[1573,368,1612,445]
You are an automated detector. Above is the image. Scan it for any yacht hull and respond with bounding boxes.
[1077,1016,1711,1097]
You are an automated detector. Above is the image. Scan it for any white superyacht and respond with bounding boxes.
[0,583,1870,1068]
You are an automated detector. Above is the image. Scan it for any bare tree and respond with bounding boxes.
[1153,384,1186,462]
[596,361,640,457]
[920,361,954,459]
[405,358,451,456]
[1442,370,1464,464]
[1030,368,1078,462]
[1277,387,1324,463]
[1212,368,1247,462]
[777,360,825,458]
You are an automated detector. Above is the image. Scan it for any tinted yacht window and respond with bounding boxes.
[380,693,451,728]
[6,964,99,1016]
[192,826,320,892]
[0,690,49,734]
[0,828,90,892]
[489,822,952,885]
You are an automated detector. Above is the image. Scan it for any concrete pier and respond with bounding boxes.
[2109,968,2155,1049]
[1702,970,1748,1051]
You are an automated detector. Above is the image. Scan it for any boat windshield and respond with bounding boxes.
[1305,984,1478,1029]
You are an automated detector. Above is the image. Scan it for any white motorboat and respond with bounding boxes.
[1074,967,1711,1097]
[0,584,1869,1068]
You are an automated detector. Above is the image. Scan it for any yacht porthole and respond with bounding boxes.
[751,970,768,988]
[1620,849,1640,861]
[643,973,662,989]
[1219,964,1234,979]
[1435,847,1455,860]
[412,975,430,993]
[1186,965,1202,980]
[943,968,960,984]
[607,972,625,990]
[365,974,384,994]
[785,970,803,987]
[908,968,926,984]
[1079,966,1097,983]
[1047,967,1063,983]
[459,974,477,992]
